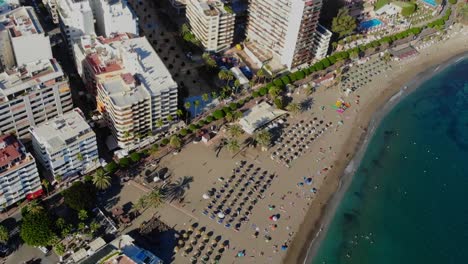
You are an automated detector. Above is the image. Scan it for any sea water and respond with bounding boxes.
[312,58,468,264]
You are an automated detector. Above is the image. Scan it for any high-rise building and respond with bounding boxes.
[89,0,138,37]
[0,59,73,140]
[73,34,178,149]
[312,24,332,60]
[0,134,42,211]
[245,0,322,70]
[57,0,95,51]
[186,0,235,52]
[30,108,99,178]
[0,7,53,71]
[44,0,60,24]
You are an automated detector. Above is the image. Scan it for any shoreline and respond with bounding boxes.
[285,45,468,263]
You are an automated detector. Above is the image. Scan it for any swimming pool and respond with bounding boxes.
[360,18,383,30]
[421,0,437,7]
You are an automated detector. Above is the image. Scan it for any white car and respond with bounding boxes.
[36,246,49,254]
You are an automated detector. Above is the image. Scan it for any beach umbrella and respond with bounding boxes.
[237,251,245,257]
[305,178,313,185]
[203,193,210,200]
[281,245,288,251]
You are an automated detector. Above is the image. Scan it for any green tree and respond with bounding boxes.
[41,179,50,196]
[130,152,141,163]
[167,115,174,123]
[20,210,53,246]
[0,225,8,243]
[286,102,302,115]
[55,218,66,231]
[89,221,100,234]
[202,52,217,68]
[62,181,97,211]
[332,8,357,38]
[156,119,164,129]
[54,243,66,257]
[76,153,84,161]
[227,139,240,153]
[104,161,118,175]
[255,130,272,151]
[227,124,243,138]
[78,210,88,221]
[202,93,209,104]
[184,101,191,123]
[54,174,63,184]
[92,168,111,190]
[145,189,164,208]
[211,91,218,99]
[24,200,43,215]
[119,157,130,168]
[268,86,281,99]
[274,97,283,109]
[194,100,201,116]
[169,135,182,149]
[218,69,234,85]
[176,109,184,121]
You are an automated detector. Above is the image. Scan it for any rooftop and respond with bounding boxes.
[192,0,232,16]
[106,0,137,18]
[0,134,23,168]
[79,34,177,94]
[239,102,287,134]
[58,0,92,20]
[0,6,43,37]
[30,108,93,152]
[0,59,64,103]
[101,77,149,108]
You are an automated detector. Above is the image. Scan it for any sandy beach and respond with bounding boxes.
[285,27,468,264]
[108,27,468,264]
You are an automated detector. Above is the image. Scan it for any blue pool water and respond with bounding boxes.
[360,19,383,30]
[312,57,468,264]
[422,0,437,7]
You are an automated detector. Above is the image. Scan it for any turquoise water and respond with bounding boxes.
[313,58,468,264]
[422,0,437,7]
[360,19,383,30]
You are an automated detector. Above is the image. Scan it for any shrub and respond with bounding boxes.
[179,128,188,136]
[295,70,305,80]
[130,152,141,163]
[63,182,96,211]
[188,124,198,132]
[161,138,169,146]
[280,76,291,85]
[238,99,245,106]
[213,109,225,119]
[273,78,284,88]
[104,161,118,175]
[206,115,214,123]
[119,157,130,168]
[308,65,316,73]
[320,58,331,68]
[314,61,324,71]
[252,91,260,97]
[229,102,238,111]
[259,86,268,96]
[288,73,297,82]
[198,120,205,127]
[448,0,456,4]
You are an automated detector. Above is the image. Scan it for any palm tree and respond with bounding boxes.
[232,110,243,121]
[167,115,174,123]
[256,68,265,83]
[133,197,148,214]
[194,100,200,117]
[255,130,272,151]
[233,79,241,94]
[163,176,194,202]
[156,119,164,129]
[42,179,50,196]
[268,86,281,99]
[92,169,111,190]
[184,102,191,123]
[211,91,218,99]
[201,93,209,104]
[176,109,184,121]
[146,188,164,208]
[227,124,243,138]
[218,69,234,85]
[76,153,84,161]
[25,200,43,214]
[227,139,240,153]
[225,112,234,123]
[78,210,88,221]
[0,225,8,244]
[54,174,63,184]
[286,102,302,116]
[169,135,182,149]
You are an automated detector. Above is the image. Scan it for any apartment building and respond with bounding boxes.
[312,24,332,60]
[0,7,53,71]
[186,0,235,52]
[0,59,73,140]
[44,0,59,24]
[245,0,322,70]
[57,0,95,51]
[30,108,99,178]
[89,0,138,37]
[0,134,42,211]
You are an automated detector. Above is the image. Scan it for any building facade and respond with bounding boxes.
[44,0,60,24]
[89,0,138,37]
[30,108,98,178]
[0,7,53,71]
[186,0,235,52]
[0,59,73,140]
[312,24,332,60]
[0,134,42,211]
[245,0,322,69]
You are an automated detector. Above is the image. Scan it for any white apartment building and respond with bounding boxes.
[312,24,332,60]
[0,134,41,211]
[92,36,178,149]
[186,0,235,52]
[89,0,138,37]
[44,0,59,24]
[30,108,99,178]
[0,7,53,71]
[245,0,322,70]
[0,59,73,140]
[57,0,95,51]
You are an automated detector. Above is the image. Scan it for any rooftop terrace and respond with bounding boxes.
[0,6,43,37]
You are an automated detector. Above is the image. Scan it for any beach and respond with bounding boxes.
[285,27,468,264]
[106,27,468,264]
